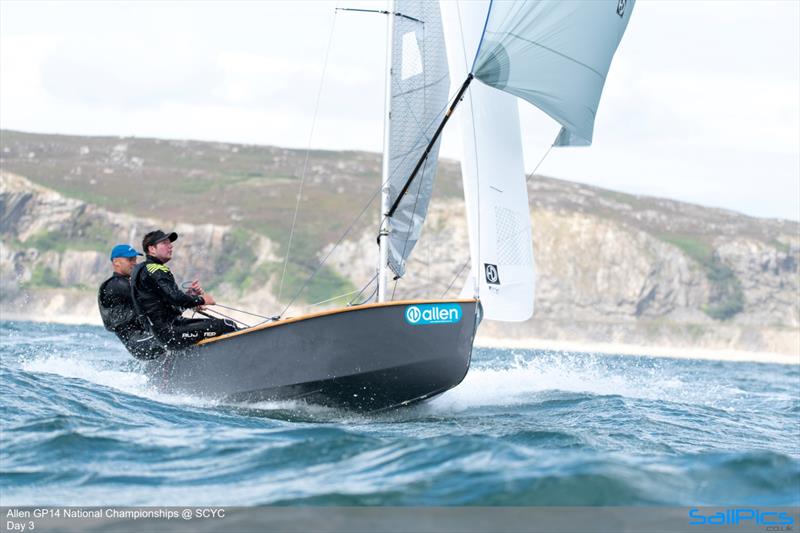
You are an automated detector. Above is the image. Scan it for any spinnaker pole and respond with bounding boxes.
[377,0,396,303]
[387,73,473,218]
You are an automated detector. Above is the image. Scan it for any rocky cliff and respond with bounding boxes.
[324,203,798,355]
[1,130,797,355]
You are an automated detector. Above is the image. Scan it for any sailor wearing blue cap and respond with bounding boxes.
[109,244,142,261]
[98,244,164,359]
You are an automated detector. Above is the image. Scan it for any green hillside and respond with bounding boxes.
[0,129,463,259]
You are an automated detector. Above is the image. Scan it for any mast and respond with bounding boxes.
[378,0,395,303]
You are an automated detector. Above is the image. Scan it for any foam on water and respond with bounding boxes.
[12,346,691,416]
[18,352,220,409]
[427,349,743,414]
[3,320,301,414]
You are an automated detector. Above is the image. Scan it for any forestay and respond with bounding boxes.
[386,0,450,277]
[472,0,636,146]
[442,0,535,322]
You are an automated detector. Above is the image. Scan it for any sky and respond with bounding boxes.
[1,0,798,221]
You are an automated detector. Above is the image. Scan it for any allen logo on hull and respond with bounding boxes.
[405,303,462,325]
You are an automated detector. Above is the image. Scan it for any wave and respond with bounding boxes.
[6,337,794,424]
[425,349,752,414]
[2,322,798,507]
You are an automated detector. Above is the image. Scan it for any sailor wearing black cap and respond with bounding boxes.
[131,229,236,350]
[98,244,165,359]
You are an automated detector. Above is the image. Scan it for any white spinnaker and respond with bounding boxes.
[472,0,636,146]
[441,0,535,322]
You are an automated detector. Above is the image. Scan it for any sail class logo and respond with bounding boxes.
[405,304,462,325]
[484,263,500,285]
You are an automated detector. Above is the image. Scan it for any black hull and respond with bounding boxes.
[142,300,479,411]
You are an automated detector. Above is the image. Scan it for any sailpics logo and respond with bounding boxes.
[405,304,462,325]
[688,509,795,527]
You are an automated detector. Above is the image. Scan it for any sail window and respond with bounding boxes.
[401,31,423,80]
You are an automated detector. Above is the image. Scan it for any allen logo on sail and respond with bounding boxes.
[617,0,627,17]
[405,304,462,326]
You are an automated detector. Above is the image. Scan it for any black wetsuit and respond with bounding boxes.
[98,273,165,360]
[131,255,236,350]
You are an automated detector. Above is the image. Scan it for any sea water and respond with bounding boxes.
[1,320,797,506]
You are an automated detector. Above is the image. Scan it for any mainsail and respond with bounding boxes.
[472,0,636,146]
[385,0,450,277]
[442,0,535,322]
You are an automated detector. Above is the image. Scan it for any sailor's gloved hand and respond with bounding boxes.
[187,279,204,296]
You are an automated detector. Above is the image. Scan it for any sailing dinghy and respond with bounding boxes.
[143,0,635,411]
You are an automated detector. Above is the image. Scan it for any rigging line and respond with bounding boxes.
[525,144,553,182]
[455,1,472,85]
[199,306,251,328]
[441,257,471,298]
[348,272,378,306]
[501,30,606,82]
[391,73,448,100]
[277,8,453,314]
[347,272,378,307]
[178,280,277,322]
[274,82,435,318]
[210,303,275,321]
[470,0,494,72]
[487,145,553,247]
[352,283,379,306]
[280,179,384,318]
[336,7,423,24]
[307,288,365,308]
[277,3,339,305]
